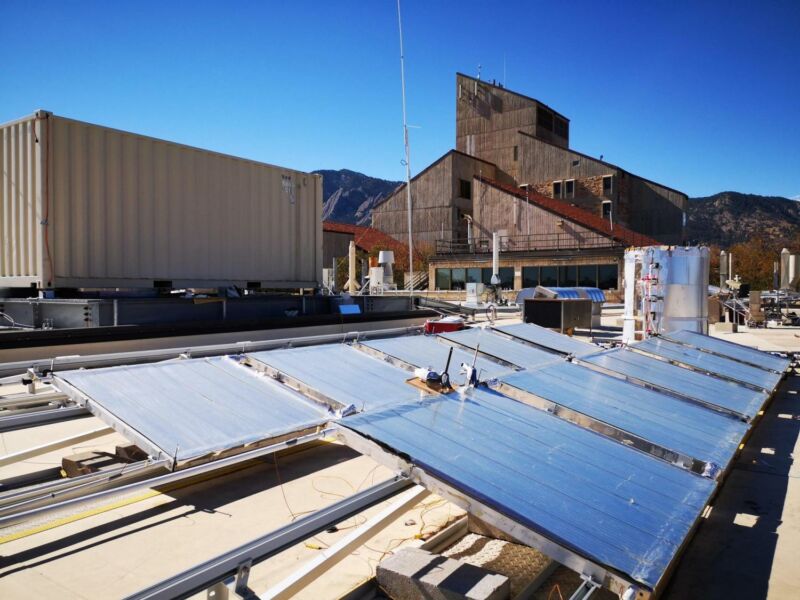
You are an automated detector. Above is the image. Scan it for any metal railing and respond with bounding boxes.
[435,232,630,255]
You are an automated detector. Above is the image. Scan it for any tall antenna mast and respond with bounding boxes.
[397,0,414,296]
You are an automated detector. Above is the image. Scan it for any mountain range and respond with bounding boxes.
[316,169,798,247]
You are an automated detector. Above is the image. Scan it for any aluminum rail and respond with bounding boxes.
[0,325,424,378]
[0,429,331,530]
[126,475,413,600]
[0,405,88,432]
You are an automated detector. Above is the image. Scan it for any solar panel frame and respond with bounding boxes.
[54,357,330,463]
[580,347,768,420]
[437,327,563,369]
[497,362,747,470]
[247,344,429,413]
[338,387,716,594]
[661,330,790,373]
[632,337,782,392]
[491,323,599,357]
[360,335,512,385]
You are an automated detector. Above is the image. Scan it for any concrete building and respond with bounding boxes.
[370,73,687,292]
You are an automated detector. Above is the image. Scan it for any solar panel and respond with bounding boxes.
[661,330,790,373]
[341,387,715,592]
[581,348,768,420]
[360,335,511,385]
[437,327,562,369]
[55,357,329,462]
[632,337,782,392]
[498,363,747,470]
[492,323,598,357]
[247,344,424,412]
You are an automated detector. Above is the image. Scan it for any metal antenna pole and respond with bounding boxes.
[397,0,414,296]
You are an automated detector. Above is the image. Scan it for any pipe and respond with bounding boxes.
[491,232,500,284]
[348,241,357,295]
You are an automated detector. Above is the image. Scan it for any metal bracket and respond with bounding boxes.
[569,574,601,600]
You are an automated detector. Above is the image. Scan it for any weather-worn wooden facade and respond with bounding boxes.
[456,73,569,180]
[370,150,503,246]
[517,131,687,243]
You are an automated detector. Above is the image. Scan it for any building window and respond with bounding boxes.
[451,268,466,290]
[554,116,568,139]
[602,175,614,197]
[598,264,619,289]
[602,200,612,220]
[522,266,539,288]
[466,267,481,284]
[513,145,518,161]
[578,265,598,287]
[480,267,514,289]
[558,265,577,286]
[564,179,575,198]
[459,179,472,200]
[435,269,451,290]
[540,266,558,287]
[537,106,553,131]
[552,181,562,198]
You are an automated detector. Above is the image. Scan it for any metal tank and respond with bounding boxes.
[0,111,323,289]
[623,246,709,343]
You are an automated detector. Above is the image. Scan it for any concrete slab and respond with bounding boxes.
[377,547,510,600]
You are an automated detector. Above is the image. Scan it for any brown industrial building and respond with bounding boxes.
[370,73,687,292]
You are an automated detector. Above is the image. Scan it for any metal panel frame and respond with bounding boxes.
[491,380,707,475]
[332,424,645,599]
[53,375,171,464]
[125,475,413,600]
[660,331,788,374]
[576,352,759,422]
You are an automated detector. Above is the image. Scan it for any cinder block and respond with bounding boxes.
[713,321,738,333]
[377,547,510,600]
[62,451,117,477]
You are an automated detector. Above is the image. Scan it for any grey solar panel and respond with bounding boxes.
[582,348,768,420]
[661,330,790,373]
[498,362,747,470]
[491,323,598,356]
[438,327,562,369]
[341,387,715,592]
[360,335,511,384]
[55,357,329,462]
[632,337,783,392]
[247,344,425,412]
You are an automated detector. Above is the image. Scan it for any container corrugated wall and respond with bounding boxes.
[0,112,322,289]
[0,114,44,285]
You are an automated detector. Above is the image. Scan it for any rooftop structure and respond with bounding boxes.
[371,74,689,292]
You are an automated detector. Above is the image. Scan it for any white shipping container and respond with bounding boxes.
[0,111,322,289]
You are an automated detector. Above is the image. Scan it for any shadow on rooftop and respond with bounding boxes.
[0,442,359,573]
[663,368,800,600]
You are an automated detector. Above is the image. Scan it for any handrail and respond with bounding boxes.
[435,232,633,254]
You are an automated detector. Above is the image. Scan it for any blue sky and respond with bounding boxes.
[3,1,799,198]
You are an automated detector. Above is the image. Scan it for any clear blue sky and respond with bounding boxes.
[3,1,799,198]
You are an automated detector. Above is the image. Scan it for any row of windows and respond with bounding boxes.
[522,264,618,289]
[435,267,515,291]
[552,175,615,200]
[434,264,619,291]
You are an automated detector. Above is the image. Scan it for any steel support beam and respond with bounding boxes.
[0,405,88,432]
[126,475,413,600]
[0,326,424,379]
[262,484,429,599]
[0,429,330,531]
[0,425,113,468]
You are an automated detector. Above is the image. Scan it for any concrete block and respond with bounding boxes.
[377,547,510,600]
[713,321,738,333]
[62,451,117,477]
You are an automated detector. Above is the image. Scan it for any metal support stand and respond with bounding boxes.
[569,574,601,600]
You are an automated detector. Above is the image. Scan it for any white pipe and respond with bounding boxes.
[492,232,499,281]
[348,241,357,295]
